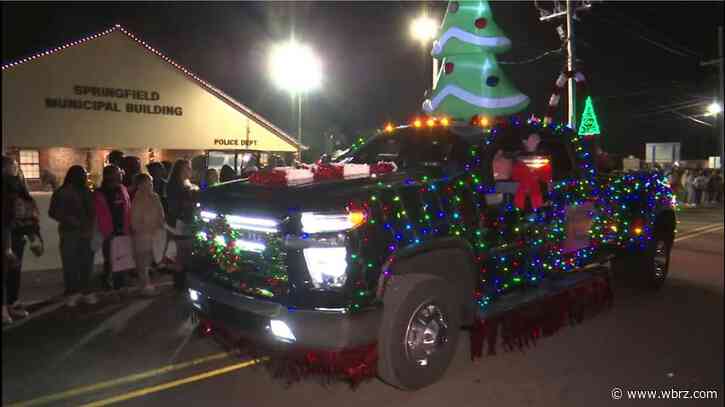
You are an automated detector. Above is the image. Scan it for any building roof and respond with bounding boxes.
[2,25,305,150]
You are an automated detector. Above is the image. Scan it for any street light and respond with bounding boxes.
[269,39,322,145]
[410,15,438,44]
[410,14,439,88]
[706,101,722,116]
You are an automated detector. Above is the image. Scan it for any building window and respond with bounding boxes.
[19,149,40,179]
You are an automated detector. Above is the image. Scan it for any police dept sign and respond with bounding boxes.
[213,138,258,146]
[44,85,183,116]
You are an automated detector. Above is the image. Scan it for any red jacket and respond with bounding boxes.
[94,186,131,239]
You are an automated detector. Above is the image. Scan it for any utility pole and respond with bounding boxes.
[538,0,591,128]
[433,58,439,90]
[297,93,303,144]
[701,26,723,176]
[565,0,576,127]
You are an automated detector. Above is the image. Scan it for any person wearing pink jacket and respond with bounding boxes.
[94,165,131,292]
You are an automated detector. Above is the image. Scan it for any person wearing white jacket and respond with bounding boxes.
[680,169,691,205]
[130,173,165,296]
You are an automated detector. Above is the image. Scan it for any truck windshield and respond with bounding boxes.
[335,126,479,170]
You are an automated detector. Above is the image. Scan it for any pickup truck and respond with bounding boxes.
[188,117,676,389]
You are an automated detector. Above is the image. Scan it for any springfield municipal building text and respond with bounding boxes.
[45,85,183,116]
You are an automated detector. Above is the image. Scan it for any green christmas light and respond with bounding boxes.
[578,96,601,136]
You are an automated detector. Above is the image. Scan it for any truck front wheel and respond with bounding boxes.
[377,274,461,390]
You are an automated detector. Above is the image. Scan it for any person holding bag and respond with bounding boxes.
[94,165,132,294]
[49,165,97,307]
[130,173,165,296]
[165,159,197,291]
[2,156,42,322]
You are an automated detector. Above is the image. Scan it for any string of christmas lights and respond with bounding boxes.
[193,217,288,298]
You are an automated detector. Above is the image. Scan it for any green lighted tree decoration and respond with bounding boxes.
[578,96,601,136]
[422,0,529,120]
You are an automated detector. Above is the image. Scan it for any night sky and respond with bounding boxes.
[2,1,723,160]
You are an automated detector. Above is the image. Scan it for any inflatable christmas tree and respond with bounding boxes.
[422,0,529,120]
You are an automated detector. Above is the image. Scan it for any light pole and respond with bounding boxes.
[269,39,322,146]
[410,14,439,89]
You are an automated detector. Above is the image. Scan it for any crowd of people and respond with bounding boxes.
[2,150,203,324]
[669,167,724,207]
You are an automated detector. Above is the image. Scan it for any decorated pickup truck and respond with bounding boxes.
[187,0,676,390]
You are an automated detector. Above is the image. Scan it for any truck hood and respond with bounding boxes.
[198,171,412,216]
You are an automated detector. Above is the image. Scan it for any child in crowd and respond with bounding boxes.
[130,173,165,296]
[95,165,132,293]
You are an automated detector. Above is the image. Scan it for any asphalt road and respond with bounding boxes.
[3,208,723,407]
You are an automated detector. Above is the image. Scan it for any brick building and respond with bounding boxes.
[2,25,303,190]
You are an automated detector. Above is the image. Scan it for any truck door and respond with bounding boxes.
[537,136,597,258]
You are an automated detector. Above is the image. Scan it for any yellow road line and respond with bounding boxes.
[7,352,231,407]
[78,358,266,407]
[675,225,724,242]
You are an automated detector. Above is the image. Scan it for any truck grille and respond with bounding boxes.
[194,211,289,299]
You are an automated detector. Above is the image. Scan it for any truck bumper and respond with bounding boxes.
[187,273,381,351]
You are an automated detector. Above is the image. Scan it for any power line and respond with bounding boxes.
[590,13,703,59]
[670,110,714,127]
[500,47,563,65]
[632,100,711,118]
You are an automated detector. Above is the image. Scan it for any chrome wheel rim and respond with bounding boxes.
[654,240,669,280]
[404,302,448,367]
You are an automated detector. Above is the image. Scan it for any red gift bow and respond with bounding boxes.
[511,161,552,210]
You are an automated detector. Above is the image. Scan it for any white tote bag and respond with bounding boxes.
[111,235,136,273]
[152,228,167,263]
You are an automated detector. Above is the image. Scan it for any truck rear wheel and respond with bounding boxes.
[643,234,672,289]
[377,274,461,390]
[612,232,672,290]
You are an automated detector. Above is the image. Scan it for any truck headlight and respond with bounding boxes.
[301,211,366,234]
[303,247,348,289]
[269,319,296,342]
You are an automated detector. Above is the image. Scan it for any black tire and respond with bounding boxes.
[377,274,461,390]
[642,233,672,290]
[612,232,673,290]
